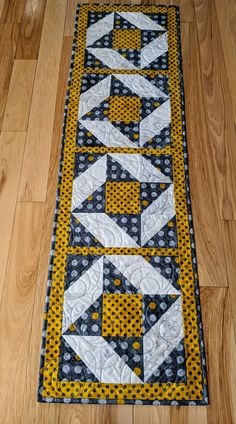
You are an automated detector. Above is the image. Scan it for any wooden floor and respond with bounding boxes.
[0,0,235,422]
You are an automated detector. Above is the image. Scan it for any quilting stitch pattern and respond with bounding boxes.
[38,4,208,405]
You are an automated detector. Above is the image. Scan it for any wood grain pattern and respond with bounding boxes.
[0,0,5,19]
[201,288,235,424]
[0,202,44,424]
[2,59,36,130]
[194,0,236,220]
[171,0,195,22]
[58,405,133,424]
[20,36,74,424]
[170,406,208,424]
[222,221,236,341]
[214,0,236,124]
[0,23,19,128]
[181,22,227,287]
[64,0,78,36]
[0,132,25,303]
[15,0,46,59]
[18,0,67,202]
[0,0,26,23]
[134,406,170,423]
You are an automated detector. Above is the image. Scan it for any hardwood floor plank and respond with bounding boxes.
[201,287,235,424]
[0,202,44,424]
[0,0,5,19]
[20,37,73,424]
[0,23,19,129]
[222,221,236,341]
[64,0,78,36]
[0,0,26,23]
[170,406,208,423]
[194,0,236,220]
[181,22,227,287]
[227,319,236,424]
[0,132,25,303]
[134,406,170,424]
[59,405,133,424]
[18,0,67,202]
[171,0,195,22]
[35,405,60,424]
[214,0,236,124]
[2,59,36,131]
[15,0,46,59]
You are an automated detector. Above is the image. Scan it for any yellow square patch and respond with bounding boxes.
[102,294,143,337]
[108,96,141,124]
[112,29,141,49]
[105,181,140,214]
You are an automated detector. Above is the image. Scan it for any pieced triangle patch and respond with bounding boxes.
[59,337,100,382]
[110,215,141,244]
[103,257,138,294]
[145,74,169,96]
[111,121,140,146]
[142,215,178,249]
[143,294,179,335]
[104,336,144,381]
[80,73,108,93]
[73,184,105,214]
[146,339,187,383]
[141,30,166,48]
[110,75,138,97]
[82,99,110,121]
[142,154,172,180]
[65,255,100,290]
[141,97,168,120]
[107,155,138,182]
[88,31,113,49]
[143,125,171,149]
[143,51,168,70]
[115,49,140,68]
[76,122,105,148]
[140,182,172,212]
[64,295,103,336]
[69,215,103,248]
[114,13,137,30]
[88,11,112,26]
[74,152,103,177]
[148,255,180,292]
[85,50,109,70]
[144,12,167,29]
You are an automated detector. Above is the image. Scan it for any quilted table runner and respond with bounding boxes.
[39,4,208,405]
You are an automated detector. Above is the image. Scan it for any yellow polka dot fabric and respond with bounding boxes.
[38,4,208,406]
[105,181,141,214]
[102,294,143,336]
[108,96,141,123]
[112,29,141,49]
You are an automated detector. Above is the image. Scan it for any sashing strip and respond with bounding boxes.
[38,4,208,405]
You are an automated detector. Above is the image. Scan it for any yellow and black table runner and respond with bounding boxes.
[39,4,208,405]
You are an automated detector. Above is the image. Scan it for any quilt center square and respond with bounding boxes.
[108,95,141,124]
[105,181,141,214]
[102,293,143,337]
[112,29,141,49]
